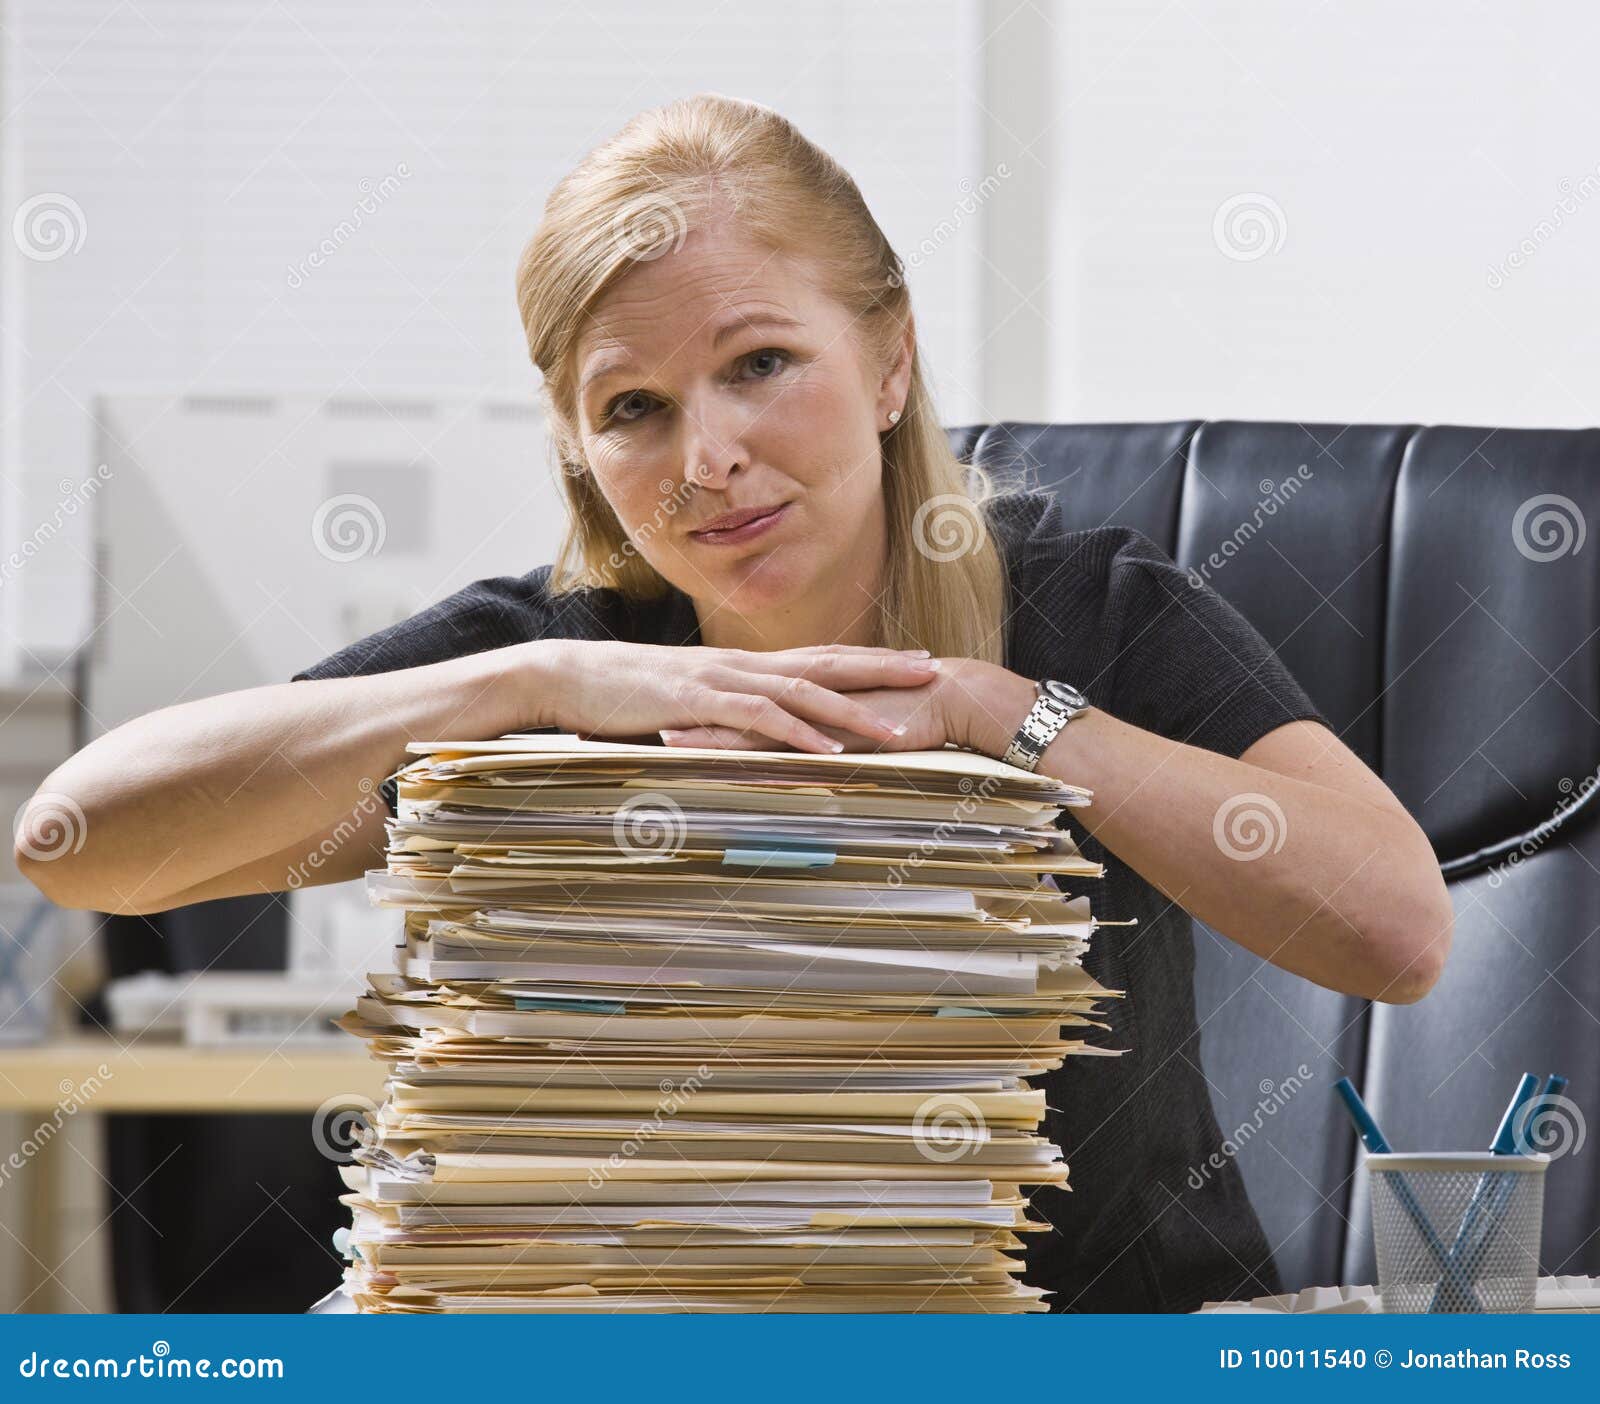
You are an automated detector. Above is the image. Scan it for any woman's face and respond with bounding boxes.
[572,216,909,633]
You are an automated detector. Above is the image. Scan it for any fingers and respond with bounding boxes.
[660,726,768,750]
[701,690,849,753]
[714,668,910,746]
[753,650,944,691]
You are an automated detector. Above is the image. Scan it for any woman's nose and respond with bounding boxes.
[678,391,749,490]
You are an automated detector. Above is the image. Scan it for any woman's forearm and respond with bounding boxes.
[950,663,1451,1005]
[15,639,562,913]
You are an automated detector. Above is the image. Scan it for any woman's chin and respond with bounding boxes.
[704,553,814,615]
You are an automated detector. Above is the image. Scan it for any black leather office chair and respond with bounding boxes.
[952,419,1600,1293]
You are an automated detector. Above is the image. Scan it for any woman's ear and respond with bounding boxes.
[878,314,916,420]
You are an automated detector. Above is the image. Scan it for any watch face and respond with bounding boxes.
[1041,679,1086,709]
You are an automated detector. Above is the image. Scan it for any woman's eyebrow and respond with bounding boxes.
[709,310,805,348]
[580,312,805,402]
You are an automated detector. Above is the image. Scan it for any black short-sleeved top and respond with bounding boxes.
[291,489,1331,1312]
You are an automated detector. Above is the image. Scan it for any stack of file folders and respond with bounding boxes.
[335,733,1127,1312]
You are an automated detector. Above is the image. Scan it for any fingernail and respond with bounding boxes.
[891,723,907,736]
[918,658,942,671]
[907,649,931,657]
[829,741,844,752]
[660,730,683,743]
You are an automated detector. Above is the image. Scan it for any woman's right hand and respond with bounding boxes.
[529,640,944,753]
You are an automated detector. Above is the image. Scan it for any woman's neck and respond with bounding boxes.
[696,594,883,652]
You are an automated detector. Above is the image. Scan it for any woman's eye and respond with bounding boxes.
[743,348,789,379]
[601,350,790,428]
[605,391,654,426]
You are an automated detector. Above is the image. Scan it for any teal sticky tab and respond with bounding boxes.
[722,846,836,869]
[513,996,627,1014]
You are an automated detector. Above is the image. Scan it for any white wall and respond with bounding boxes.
[3,0,987,669]
[1048,1,1599,427]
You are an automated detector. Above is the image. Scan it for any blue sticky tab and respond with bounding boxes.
[721,846,836,869]
[512,996,627,1014]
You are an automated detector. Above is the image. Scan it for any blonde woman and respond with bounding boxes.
[19,93,1451,1312]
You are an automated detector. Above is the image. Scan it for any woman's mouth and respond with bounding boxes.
[688,501,791,546]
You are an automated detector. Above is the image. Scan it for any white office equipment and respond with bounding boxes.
[89,391,566,960]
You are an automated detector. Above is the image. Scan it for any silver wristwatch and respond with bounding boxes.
[1001,678,1088,772]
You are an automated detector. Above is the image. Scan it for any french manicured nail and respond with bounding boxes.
[660,730,684,742]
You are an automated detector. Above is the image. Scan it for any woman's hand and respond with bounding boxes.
[532,639,945,754]
[656,658,1032,755]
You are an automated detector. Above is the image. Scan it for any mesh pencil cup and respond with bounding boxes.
[1366,1151,1549,1313]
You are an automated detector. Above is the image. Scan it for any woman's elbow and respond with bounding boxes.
[12,787,157,915]
[1369,878,1455,1006]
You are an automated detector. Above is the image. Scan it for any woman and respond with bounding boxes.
[18,93,1451,1312]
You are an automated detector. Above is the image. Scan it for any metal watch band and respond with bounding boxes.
[1001,679,1087,772]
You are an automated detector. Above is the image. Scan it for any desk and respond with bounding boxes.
[0,1036,383,1311]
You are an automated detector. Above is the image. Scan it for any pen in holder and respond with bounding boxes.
[1367,1151,1549,1312]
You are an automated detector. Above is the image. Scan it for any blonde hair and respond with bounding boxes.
[514,92,1014,664]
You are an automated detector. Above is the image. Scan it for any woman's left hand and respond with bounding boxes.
[658,659,1034,758]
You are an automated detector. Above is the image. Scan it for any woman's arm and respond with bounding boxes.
[949,664,1454,1006]
[14,643,541,915]
[16,639,940,916]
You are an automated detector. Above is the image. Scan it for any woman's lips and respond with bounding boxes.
[688,502,790,546]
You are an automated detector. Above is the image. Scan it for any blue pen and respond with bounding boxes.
[1425,1073,1541,1311]
[1447,1073,1566,1292]
[1333,1077,1483,1311]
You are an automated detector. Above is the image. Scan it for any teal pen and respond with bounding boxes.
[1332,1077,1483,1311]
[1448,1073,1567,1295]
[1425,1072,1542,1311]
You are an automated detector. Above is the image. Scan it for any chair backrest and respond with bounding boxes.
[953,419,1600,1292]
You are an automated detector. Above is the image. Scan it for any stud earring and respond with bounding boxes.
[887,410,901,426]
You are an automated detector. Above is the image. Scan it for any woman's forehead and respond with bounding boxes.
[576,236,834,389]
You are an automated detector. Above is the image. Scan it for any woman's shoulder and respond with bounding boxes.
[987,489,1176,593]
[289,564,629,683]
